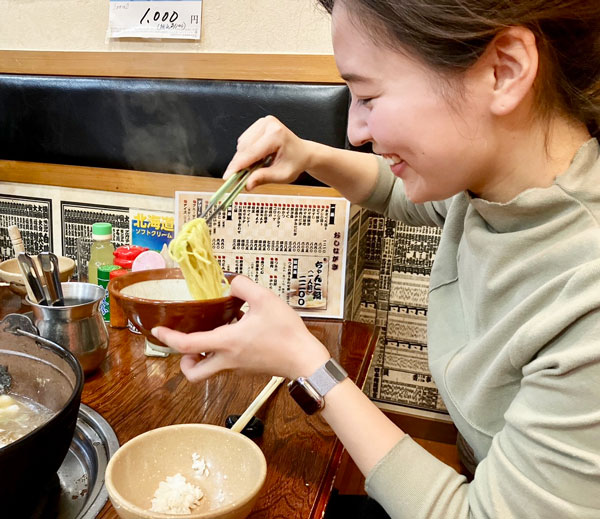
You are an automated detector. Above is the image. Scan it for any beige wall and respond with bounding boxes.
[0,0,333,53]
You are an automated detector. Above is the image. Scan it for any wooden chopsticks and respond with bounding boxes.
[230,375,285,433]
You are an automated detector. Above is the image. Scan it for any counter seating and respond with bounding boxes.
[0,74,350,184]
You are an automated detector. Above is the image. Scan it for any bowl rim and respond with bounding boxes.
[26,281,106,309]
[0,255,76,269]
[0,256,76,282]
[105,423,267,519]
[109,268,236,306]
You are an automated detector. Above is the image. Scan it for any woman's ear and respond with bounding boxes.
[480,26,538,116]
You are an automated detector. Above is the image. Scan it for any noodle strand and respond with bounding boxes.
[168,218,228,300]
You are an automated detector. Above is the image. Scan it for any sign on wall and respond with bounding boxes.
[130,209,175,251]
[108,0,203,40]
[0,195,52,261]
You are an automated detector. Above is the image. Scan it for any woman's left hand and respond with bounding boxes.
[151,275,331,383]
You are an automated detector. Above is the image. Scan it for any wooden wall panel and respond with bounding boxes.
[0,51,342,83]
[0,160,340,198]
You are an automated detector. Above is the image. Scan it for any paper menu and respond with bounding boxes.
[174,191,351,318]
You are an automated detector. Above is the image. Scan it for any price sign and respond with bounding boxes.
[108,0,202,40]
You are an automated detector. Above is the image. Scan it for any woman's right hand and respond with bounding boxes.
[226,115,380,204]
[224,116,316,191]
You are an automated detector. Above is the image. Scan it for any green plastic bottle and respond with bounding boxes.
[98,264,122,322]
[88,222,114,285]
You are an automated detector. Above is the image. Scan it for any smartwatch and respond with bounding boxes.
[288,358,348,415]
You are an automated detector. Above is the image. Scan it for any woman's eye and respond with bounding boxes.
[356,97,373,107]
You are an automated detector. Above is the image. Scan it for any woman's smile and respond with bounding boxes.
[382,154,407,177]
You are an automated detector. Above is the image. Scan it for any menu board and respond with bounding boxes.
[359,216,449,419]
[0,195,52,261]
[175,192,350,318]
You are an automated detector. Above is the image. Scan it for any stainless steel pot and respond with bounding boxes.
[0,313,84,514]
[28,282,109,374]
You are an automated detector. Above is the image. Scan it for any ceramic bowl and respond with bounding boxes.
[105,424,267,519]
[109,268,243,348]
[0,255,76,297]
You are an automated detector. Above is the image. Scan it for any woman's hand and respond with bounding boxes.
[151,275,331,383]
[224,116,317,191]
[225,115,381,203]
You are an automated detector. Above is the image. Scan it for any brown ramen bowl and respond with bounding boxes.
[109,269,243,348]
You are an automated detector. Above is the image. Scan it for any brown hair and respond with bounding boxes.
[319,0,600,137]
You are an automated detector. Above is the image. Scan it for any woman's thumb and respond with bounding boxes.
[229,274,271,305]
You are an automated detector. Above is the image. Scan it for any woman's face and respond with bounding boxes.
[332,3,497,203]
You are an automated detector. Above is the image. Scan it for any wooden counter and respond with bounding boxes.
[0,287,378,519]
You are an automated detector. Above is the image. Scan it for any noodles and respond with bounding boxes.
[168,218,228,300]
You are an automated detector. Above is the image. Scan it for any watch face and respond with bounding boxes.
[288,379,323,415]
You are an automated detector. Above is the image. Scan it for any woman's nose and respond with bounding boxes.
[346,103,372,148]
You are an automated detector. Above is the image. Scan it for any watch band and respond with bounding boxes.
[307,358,348,398]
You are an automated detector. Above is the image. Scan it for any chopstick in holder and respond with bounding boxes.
[8,225,37,303]
[230,375,285,434]
[17,253,48,305]
[202,155,273,224]
[39,252,64,306]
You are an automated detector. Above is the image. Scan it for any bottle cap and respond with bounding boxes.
[113,245,148,269]
[92,222,113,240]
[98,264,122,281]
[109,268,130,280]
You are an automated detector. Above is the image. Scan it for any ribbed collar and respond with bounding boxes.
[466,138,600,233]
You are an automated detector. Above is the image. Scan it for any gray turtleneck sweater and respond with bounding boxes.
[360,139,600,518]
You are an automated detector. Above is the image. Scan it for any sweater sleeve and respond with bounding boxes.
[365,309,600,519]
[360,155,450,228]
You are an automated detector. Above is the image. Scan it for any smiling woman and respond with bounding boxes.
[329,0,598,204]
[150,1,600,518]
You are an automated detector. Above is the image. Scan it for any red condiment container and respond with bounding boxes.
[113,245,148,270]
[109,268,130,328]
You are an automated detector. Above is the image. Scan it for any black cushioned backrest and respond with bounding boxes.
[0,74,350,185]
